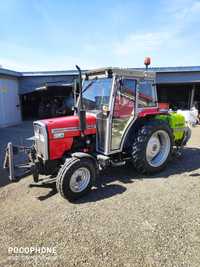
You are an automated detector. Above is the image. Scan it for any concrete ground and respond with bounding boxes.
[0,121,33,165]
[0,122,200,267]
[0,121,34,188]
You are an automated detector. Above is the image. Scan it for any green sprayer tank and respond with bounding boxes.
[155,113,186,142]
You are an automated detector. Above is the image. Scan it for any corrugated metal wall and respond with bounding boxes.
[0,76,22,127]
[156,71,200,84]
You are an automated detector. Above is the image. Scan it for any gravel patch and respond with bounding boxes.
[0,125,200,266]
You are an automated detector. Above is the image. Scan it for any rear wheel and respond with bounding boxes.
[132,120,173,174]
[56,157,96,201]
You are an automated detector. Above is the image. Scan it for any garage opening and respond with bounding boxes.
[21,83,74,120]
[157,84,193,110]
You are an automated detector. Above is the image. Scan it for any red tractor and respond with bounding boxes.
[4,66,191,201]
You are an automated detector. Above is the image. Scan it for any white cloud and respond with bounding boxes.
[0,53,100,72]
[113,32,173,57]
[0,58,28,71]
[110,0,200,67]
[165,0,200,23]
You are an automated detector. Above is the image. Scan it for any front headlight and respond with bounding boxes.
[33,121,49,160]
[39,134,45,142]
[34,125,45,142]
[34,127,40,139]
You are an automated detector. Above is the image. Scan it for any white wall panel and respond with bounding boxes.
[0,77,21,127]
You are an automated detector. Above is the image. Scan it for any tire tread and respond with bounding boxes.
[132,120,173,174]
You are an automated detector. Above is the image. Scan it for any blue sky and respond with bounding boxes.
[0,0,200,71]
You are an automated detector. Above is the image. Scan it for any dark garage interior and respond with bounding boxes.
[158,83,200,113]
[157,84,193,110]
[21,83,73,120]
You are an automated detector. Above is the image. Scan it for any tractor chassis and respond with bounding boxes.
[3,137,186,194]
[3,142,133,184]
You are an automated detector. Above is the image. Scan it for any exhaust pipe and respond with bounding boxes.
[76,65,86,135]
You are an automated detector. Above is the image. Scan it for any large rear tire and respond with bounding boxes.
[56,157,96,201]
[132,120,173,174]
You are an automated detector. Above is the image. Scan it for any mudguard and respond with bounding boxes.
[155,113,187,142]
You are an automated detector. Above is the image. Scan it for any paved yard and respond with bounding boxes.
[0,122,200,267]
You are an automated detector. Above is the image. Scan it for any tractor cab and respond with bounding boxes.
[80,68,157,155]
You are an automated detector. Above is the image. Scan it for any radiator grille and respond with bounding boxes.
[33,123,48,160]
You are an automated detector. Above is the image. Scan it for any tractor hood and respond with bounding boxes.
[41,113,96,140]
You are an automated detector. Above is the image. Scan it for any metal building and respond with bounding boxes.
[155,66,200,111]
[19,70,78,119]
[0,68,78,127]
[133,66,200,111]
[0,69,21,128]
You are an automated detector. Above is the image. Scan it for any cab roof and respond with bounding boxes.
[85,67,155,80]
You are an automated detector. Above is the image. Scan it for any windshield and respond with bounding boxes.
[82,78,113,113]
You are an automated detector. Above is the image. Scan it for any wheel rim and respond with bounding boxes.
[69,167,91,193]
[146,130,171,167]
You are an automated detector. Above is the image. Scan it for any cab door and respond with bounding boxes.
[110,78,136,152]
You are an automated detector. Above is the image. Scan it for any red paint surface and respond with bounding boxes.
[138,106,168,118]
[41,113,96,160]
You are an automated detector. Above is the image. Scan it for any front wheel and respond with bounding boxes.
[56,157,96,201]
[132,120,173,174]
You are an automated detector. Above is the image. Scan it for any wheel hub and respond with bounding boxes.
[146,130,171,168]
[146,136,161,159]
[69,167,91,193]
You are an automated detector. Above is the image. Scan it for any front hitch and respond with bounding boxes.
[3,142,33,181]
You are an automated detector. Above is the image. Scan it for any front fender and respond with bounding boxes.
[71,152,99,176]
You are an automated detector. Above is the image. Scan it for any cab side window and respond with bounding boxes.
[113,79,136,118]
[138,80,156,108]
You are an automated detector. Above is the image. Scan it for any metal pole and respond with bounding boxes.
[8,142,15,181]
[190,84,195,109]
[75,65,86,134]
[76,65,83,109]
[73,79,77,114]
